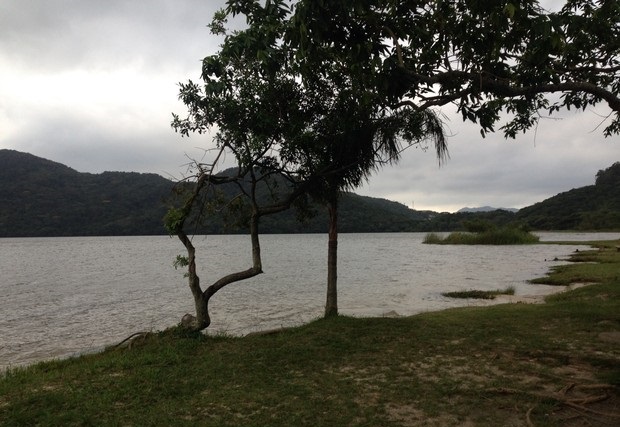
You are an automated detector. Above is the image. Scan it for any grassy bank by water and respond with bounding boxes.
[1,241,619,426]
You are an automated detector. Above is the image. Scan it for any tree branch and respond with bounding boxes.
[403,69,620,113]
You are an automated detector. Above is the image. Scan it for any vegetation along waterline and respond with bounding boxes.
[423,222,541,245]
[441,286,516,300]
[1,239,618,426]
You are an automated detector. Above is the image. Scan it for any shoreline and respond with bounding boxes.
[492,281,598,304]
[2,239,612,371]
[2,280,598,372]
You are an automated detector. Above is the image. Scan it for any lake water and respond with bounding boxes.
[1,232,618,369]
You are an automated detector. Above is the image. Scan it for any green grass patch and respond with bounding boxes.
[424,228,540,245]
[442,286,515,299]
[1,240,619,426]
[530,239,620,285]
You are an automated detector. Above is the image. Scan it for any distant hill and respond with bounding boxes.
[516,162,620,230]
[0,150,174,236]
[0,150,431,237]
[1,150,618,236]
[458,206,519,213]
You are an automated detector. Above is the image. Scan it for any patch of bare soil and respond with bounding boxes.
[385,404,480,427]
[508,352,620,426]
[505,348,619,426]
[391,351,618,426]
[598,331,620,344]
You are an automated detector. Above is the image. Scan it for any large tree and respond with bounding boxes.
[170,0,618,329]
[273,6,449,316]
[281,0,618,316]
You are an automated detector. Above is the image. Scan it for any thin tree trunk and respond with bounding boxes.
[178,230,211,330]
[325,191,338,317]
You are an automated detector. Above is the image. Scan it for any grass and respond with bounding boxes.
[424,228,540,245]
[1,240,619,426]
[531,240,620,286]
[442,286,515,299]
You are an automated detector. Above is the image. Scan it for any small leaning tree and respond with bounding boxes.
[167,2,314,331]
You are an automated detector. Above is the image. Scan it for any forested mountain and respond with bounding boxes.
[458,206,519,213]
[0,150,432,237]
[0,150,173,236]
[516,162,620,230]
[1,150,618,237]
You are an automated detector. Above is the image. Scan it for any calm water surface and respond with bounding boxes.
[1,232,617,369]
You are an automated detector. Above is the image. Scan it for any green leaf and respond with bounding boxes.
[503,3,516,19]
[173,254,190,270]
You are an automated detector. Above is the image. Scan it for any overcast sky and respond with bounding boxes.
[1,1,617,212]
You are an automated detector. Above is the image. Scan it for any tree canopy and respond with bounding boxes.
[288,0,619,137]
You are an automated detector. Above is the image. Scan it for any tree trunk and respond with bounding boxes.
[179,203,264,331]
[325,191,338,317]
[177,231,211,330]
[170,161,273,332]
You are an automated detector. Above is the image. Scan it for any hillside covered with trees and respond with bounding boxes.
[516,162,620,230]
[0,150,433,237]
[0,150,173,237]
[1,150,618,237]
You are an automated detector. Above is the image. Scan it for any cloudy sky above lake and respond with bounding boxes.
[1,0,617,212]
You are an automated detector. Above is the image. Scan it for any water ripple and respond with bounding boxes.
[1,232,618,369]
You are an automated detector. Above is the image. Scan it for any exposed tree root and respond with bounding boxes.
[562,400,619,419]
[525,406,535,427]
[113,332,151,349]
[566,394,611,406]
[493,382,619,426]
[557,383,619,422]
[559,382,576,394]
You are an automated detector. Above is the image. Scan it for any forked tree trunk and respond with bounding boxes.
[179,208,263,331]
[325,191,338,317]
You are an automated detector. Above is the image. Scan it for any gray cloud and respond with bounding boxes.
[357,108,618,211]
[0,0,222,72]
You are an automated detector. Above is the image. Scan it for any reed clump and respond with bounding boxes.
[442,286,516,299]
[424,223,539,245]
